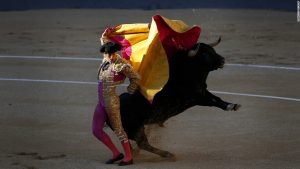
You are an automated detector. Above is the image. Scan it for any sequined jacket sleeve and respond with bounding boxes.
[120,60,140,94]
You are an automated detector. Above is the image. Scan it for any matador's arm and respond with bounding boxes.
[100,27,116,45]
[121,65,140,94]
[100,35,109,45]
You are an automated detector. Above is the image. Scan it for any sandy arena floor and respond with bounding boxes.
[0,9,299,169]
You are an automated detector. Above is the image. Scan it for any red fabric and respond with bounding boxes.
[110,36,132,60]
[153,15,201,59]
[121,141,132,162]
[103,27,132,60]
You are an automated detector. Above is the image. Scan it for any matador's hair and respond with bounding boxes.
[100,42,122,54]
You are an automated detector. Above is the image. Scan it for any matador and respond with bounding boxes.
[92,39,140,166]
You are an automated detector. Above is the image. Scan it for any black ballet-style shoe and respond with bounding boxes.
[118,159,133,166]
[105,153,124,164]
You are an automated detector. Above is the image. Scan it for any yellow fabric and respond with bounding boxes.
[108,24,149,72]
[105,17,192,101]
[137,19,168,102]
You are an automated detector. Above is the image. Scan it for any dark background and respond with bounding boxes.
[0,0,296,11]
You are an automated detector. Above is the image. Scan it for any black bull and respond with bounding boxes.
[110,38,241,158]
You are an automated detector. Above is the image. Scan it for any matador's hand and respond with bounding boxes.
[102,27,116,37]
[100,27,115,44]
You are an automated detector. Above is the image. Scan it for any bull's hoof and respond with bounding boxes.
[226,104,241,111]
[160,152,177,161]
[233,104,241,111]
[160,151,175,158]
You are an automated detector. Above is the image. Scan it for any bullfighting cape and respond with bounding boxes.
[103,15,201,102]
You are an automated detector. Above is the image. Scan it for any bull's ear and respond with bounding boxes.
[208,37,221,47]
[188,43,201,57]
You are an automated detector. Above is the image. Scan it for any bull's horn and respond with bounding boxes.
[208,37,221,47]
[188,43,201,57]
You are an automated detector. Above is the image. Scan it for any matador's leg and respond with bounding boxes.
[105,96,128,142]
[105,96,132,163]
[92,103,120,158]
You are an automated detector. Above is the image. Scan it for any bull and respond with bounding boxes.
[114,38,241,158]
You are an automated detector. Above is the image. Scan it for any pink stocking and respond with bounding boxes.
[121,140,132,162]
[92,103,120,158]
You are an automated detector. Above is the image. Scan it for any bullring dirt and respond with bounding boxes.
[0,9,299,169]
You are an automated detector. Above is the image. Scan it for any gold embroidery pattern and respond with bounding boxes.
[121,65,140,94]
[97,56,140,141]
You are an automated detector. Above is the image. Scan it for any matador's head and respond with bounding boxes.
[100,42,122,54]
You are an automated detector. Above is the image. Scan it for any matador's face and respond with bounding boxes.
[103,52,117,62]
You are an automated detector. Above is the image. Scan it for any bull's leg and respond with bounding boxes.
[129,140,140,157]
[135,127,175,159]
[200,90,241,111]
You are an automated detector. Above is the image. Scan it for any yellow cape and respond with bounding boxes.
[103,16,198,102]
